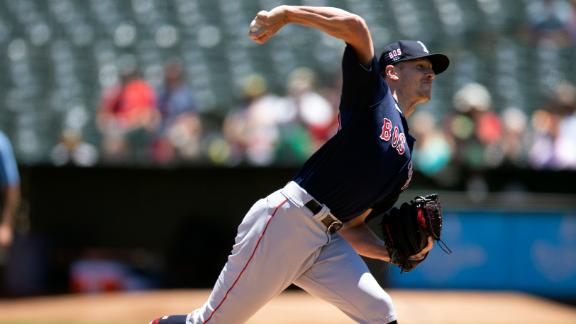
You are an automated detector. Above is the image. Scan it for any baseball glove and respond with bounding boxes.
[380,194,451,272]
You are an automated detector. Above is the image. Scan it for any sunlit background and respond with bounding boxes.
[0,0,575,319]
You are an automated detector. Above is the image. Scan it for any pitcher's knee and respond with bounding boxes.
[350,293,397,323]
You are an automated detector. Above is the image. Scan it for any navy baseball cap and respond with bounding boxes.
[379,40,449,75]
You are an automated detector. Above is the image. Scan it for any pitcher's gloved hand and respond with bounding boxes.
[380,194,450,272]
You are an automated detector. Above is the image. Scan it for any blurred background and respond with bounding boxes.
[0,0,574,311]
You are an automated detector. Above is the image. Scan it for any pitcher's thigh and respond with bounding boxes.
[191,194,325,323]
[294,235,397,324]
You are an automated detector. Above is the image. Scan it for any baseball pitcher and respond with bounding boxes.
[152,5,450,324]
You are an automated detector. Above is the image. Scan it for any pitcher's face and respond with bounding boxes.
[395,58,436,104]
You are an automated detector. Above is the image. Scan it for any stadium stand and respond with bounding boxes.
[0,0,574,165]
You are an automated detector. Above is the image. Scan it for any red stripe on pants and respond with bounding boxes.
[203,198,288,323]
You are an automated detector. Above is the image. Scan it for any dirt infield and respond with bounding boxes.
[0,289,575,324]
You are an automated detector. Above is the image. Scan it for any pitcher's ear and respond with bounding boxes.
[384,64,399,80]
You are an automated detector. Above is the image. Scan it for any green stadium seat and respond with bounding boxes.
[0,0,575,164]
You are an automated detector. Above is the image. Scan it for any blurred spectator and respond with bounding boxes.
[242,82,289,165]
[555,112,576,168]
[283,68,338,155]
[528,108,562,168]
[70,249,155,293]
[220,74,265,165]
[221,74,288,166]
[0,130,30,297]
[217,77,252,165]
[525,0,575,47]
[434,80,576,172]
[567,0,576,41]
[500,107,530,167]
[219,108,249,166]
[0,130,50,297]
[219,70,338,166]
[551,81,576,170]
[410,110,453,176]
[152,58,204,164]
[445,82,503,169]
[97,62,159,163]
[50,129,99,167]
[529,81,576,169]
[0,130,20,249]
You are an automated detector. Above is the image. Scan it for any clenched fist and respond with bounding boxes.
[249,7,288,44]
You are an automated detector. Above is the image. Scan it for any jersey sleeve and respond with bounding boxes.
[338,44,388,127]
[364,192,400,223]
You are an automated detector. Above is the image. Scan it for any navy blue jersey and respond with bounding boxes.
[294,45,415,222]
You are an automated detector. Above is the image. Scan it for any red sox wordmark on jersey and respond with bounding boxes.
[379,117,414,191]
[379,117,406,155]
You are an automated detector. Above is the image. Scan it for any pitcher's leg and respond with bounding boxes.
[189,192,326,324]
[294,235,397,324]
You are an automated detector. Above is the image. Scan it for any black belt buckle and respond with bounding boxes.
[305,199,343,234]
[322,215,343,234]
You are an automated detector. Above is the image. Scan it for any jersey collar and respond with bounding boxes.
[393,98,403,114]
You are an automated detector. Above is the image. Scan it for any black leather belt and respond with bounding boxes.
[304,199,343,234]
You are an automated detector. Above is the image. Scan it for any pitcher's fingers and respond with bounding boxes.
[253,33,270,44]
[255,11,269,24]
[408,237,434,261]
[421,236,434,254]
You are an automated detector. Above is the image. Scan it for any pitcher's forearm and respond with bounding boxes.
[253,5,374,65]
[284,6,373,64]
[339,223,391,262]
